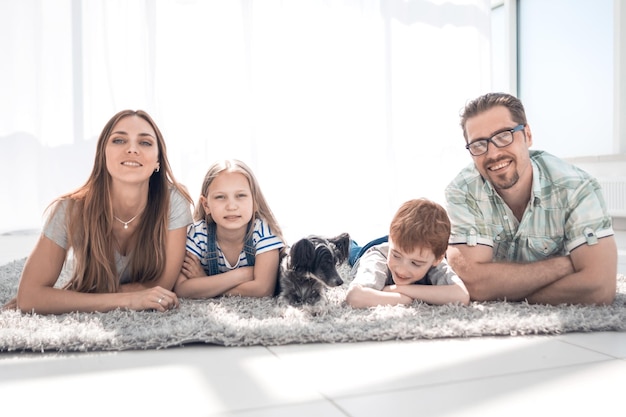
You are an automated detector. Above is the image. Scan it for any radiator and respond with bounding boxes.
[599,178,626,218]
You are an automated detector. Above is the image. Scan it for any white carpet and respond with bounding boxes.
[1,258,625,352]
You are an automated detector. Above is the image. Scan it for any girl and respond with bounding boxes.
[7,110,193,314]
[175,159,285,298]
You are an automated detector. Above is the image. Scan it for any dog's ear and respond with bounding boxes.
[329,232,351,264]
[289,238,316,271]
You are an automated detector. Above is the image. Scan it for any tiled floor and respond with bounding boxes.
[1,230,625,417]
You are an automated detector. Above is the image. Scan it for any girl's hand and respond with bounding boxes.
[182,252,206,278]
[128,286,179,312]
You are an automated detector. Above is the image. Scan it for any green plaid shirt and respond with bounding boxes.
[445,150,614,262]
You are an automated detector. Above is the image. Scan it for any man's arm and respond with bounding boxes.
[447,236,617,305]
[526,236,617,305]
[446,243,574,303]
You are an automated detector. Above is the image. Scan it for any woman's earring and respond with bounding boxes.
[155,165,160,173]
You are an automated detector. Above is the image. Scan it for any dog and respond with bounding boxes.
[278,232,350,306]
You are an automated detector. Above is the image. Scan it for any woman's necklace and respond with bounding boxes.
[113,210,143,230]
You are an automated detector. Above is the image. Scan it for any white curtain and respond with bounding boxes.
[0,0,491,244]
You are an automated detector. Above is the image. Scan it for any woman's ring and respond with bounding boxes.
[158,297,163,305]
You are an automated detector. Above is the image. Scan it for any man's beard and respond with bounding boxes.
[491,171,519,191]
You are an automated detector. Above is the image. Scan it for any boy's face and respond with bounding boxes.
[386,239,442,286]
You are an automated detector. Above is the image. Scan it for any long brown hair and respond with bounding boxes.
[52,110,191,293]
[194,159,285,248]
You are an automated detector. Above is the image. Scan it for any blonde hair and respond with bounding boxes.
[51,110,191,293]
[194,159,285,248]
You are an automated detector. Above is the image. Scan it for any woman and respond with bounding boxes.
[7,110,192,314]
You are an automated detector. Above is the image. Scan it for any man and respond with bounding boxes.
[445,92,617,305]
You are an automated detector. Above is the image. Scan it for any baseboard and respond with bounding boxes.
[613,216,626,231]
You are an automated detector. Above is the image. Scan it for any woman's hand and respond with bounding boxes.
[127,286,179,312]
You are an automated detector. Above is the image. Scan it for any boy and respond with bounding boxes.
[346,198,469,308]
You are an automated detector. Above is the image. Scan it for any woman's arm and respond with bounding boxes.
[16,235,174,314]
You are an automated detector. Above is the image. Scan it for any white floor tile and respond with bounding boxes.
[555,330,626,358]
[0,345,325,416]
[335,359,626,417]
[211,400,347,417]
[268,335,612,398]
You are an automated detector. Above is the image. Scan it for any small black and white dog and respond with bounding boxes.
[278,233,350,306]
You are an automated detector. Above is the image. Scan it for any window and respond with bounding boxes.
[517,0,613,158]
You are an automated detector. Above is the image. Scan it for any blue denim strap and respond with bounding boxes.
[205,221,256,274]
[243,228,256,267]
[349,235,389,266]
[243,219,256,266]
[205,222,220,276]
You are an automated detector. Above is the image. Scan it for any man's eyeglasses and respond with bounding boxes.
[465,124,525,156]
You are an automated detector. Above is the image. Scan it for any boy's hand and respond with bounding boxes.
[383,285,413,304]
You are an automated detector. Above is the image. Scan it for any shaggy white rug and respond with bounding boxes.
[1,258,625,352]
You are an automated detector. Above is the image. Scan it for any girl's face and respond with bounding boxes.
[105,116,160,186]
[202,171,254,232]
[386,239,442,286]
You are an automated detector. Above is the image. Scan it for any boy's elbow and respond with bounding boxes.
[452,268,490,302]
[345,286,365,308]
[345,286,356,305]
[455,289,471,306]
[463,280,495,302]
